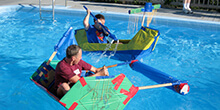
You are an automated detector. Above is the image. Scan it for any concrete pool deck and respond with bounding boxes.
[0,0,219,22]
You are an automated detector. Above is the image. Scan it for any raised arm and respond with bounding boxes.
[83,9,91,30]
[102,26,109,36]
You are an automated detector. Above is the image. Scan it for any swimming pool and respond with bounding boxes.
[0,5,220,110]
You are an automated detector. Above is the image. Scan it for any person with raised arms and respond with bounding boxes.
[83,9,110,43]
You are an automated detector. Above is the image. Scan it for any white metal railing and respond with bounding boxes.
[52,0,55,20]
[39,0,42,20]
[39,0,56,21]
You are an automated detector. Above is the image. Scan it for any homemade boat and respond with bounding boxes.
[55,26,160,61]
[55,4,161,61]
[30,60,139,110]
[30,60,189,110]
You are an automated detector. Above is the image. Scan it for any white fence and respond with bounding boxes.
[108,0,220,9]
[169,0,220,9]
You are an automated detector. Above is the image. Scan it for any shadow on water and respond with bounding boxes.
[17,4,37,12]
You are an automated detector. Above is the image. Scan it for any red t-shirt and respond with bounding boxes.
[54,59,92,89]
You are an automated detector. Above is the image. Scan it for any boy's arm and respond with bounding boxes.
[102,26,109,36]
[69,75,80,84]
[83,9,91,30]
[89,66,99,73]
[90,66,109,76]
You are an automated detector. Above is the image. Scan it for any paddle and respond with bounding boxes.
[105,60,138,68]
[38,52,57,77]
[84,60,138,73]
[83,6,118,41]
[38,27,74,77]
[138,80,188,90]
[138,80,190,95]
[55,27,76,60]
[130,61,190,95]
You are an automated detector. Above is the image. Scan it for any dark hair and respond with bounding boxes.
[66,45,81,58]
[94,14,105,22]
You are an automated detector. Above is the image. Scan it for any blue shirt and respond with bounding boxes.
[86,25,108,43]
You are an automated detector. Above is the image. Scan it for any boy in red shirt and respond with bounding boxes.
[54,45,109,98]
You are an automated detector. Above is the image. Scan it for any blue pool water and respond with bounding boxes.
[0,5,220,110]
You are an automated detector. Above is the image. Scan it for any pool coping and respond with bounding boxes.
[1,4,220,26]
[0,0,219,23]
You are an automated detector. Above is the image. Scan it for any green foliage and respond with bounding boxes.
[164,0,173,5]
[143,0,151,2]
